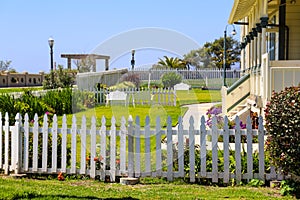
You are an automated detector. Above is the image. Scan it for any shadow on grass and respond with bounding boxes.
[12,192,139,200]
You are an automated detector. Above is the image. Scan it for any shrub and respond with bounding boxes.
[120,72,140,87]
[28,133,71,169]
[140,81,163,89]
[43,65,76,89]
[0,88,94,125]
[42,88,74,115]
[109,81,136,90]
[265,86,300,176]
[172,142,269,184]
[161,72,182,88]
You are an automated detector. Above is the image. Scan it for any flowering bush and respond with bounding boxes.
[86,153,120,171]
[265,86,300,176]
[205,104,245,129]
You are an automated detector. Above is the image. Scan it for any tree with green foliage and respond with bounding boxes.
[161,72,182,88]
[43,65,76,89]
[156,56,187,69]
[183,48,212,69]
[184,36,240,69]
[73,57,95,72]
[0,60,15,72]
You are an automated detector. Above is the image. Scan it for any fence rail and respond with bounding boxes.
[93,88,176,106]
[133,68,240,80]
[0,112,285,183]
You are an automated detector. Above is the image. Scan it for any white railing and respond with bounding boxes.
[133,68,240,80]
[92,88,176,106]
[1,112,285,182]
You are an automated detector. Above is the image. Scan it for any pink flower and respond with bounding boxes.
[45,111,50,115]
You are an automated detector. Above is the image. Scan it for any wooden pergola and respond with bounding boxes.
[61,54,110,71]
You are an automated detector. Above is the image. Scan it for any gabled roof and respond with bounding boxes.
[228,0,256,24]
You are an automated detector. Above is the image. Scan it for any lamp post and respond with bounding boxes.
[48,37,54,88]
[223,25,236,87]
[131,49,135,70]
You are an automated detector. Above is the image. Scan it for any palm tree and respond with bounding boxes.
[157,56,187,69]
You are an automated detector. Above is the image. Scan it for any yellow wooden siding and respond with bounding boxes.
[286,3,300,60]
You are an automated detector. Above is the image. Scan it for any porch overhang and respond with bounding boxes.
[228,0,256,24]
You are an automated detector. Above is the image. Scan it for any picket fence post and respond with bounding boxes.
[71,115,77,174]
[61,115,67,173]
[211,116,218,183]
[135,116,141,177]
[12,113,21,174]
[145,116,151,175]
[120,117,127,175]
[200,116,207,178]
[128,115,134,178]
[90,116,96,178]
[177,116,184,177]
[235,116,242,184]
[4,113,9,175]
[109,117,116,181]
[80,116,87,175]
[258,116,265,181]
[167,116,173,181]
[23,114,29,172]
[32,114,39,172]
[0,113,2,171]
[155,116,162,177]
[246,116,253,181]
[189,116,195,182]
[223,116,230,183]
[100,116,106,181]
[51,114,58,173]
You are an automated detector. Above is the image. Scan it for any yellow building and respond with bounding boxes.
[222,0,300,121]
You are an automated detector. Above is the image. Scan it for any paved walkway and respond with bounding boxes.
[177,103,219,130]
[163,102,259,152]
[162,103,218,150]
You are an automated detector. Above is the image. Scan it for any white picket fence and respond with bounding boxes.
[133,68,241,81]
[0,112,285,182]
[93,88,177,106]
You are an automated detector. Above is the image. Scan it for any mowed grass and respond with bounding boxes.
[57,105,188,128]
[0,86,43,93]
[57,89,221,128]
[0,176,291,200]
[176,89,221,105]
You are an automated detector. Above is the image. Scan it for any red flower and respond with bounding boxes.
[58,172,64,181]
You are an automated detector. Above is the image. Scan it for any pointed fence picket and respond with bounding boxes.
[0,112,288,183]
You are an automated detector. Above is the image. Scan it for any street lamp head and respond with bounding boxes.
[48,37,54,48]
[131,49,135,55]
[231,29,237,36]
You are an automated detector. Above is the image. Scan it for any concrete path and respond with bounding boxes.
[162,102,259,152]
[177,103,219,130]
[162,103,219,150]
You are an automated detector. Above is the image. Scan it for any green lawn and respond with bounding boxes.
[0,176,292,200]
[57,105,188,128]
[57,89,221,128]
[176,89,221,105]
[0,86,43,93]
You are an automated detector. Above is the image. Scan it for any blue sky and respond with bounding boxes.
[0,0,236,73]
